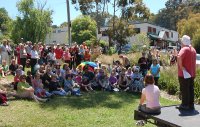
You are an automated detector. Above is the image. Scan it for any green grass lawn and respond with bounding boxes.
[0,91,178,127]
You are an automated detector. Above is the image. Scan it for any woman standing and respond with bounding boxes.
[138,74,161,114]
[150,59,160,86]
[30,45,39,74]
[19,44,27,71]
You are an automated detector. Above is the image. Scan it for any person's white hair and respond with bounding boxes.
[181,35,191,46]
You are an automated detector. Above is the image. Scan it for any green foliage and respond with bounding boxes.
[194,69,200,103]
[0,8,12,36]
[153,0,200,30]
[158,66,179,95]
[71,16,97,44]
[108,47,116,55]
[11,0,52,43]
[99,40,108,47]
[177,13,200,53]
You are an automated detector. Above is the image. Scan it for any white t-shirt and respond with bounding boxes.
[142,85,160,108]
[31,50,39,59]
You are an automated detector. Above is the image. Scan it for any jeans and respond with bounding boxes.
[51,90,67,96]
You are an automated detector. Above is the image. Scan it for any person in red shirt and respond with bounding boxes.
[54,44,63,64]
[63,48,71,67]
[84,50,91,61]
[177,35,196,110]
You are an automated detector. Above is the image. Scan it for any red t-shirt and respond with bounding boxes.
[178,46,196,77]
[54,48,63,59]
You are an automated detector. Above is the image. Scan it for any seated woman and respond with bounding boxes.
[125,67,144,92]
[15,75,48,102]
[81,66,94,92]
[48,74,69,96]
[0,89,8,106]
[97,69,110,91]
[32,73,52,98]
[64,74,81,96]
[118,72,128,90]
[138,74,161,114]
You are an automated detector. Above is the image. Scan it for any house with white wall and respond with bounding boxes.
[45,27,68,44]
[98,22,179,48]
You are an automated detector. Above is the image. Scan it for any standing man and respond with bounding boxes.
[177,35,196,110]
[54,44,63,64]
[0,39,9,65]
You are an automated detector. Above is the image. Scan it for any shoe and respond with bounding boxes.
[176,105,190,110]
[0,102,9,106]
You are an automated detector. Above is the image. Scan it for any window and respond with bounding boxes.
[134,28,140,34]
[148,27,152,33]
[171,32,173,38]
[153,28,156,33]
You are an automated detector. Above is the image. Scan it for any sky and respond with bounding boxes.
[0,0,168,26]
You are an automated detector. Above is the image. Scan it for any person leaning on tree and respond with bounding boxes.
[176,35,196,110]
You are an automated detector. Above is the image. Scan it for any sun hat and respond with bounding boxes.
[181,35,191,46]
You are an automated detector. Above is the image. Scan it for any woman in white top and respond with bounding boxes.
[30,45,39,74]
[138,74,161,114]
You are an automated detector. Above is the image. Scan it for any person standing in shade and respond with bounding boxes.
[138,52,149,77]
[176,35,196,110]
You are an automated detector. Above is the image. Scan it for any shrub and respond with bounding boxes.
[194,68,200,103]
[158,66,179,95]
[108,47,116,55]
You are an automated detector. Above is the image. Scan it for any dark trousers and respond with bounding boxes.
[30,58,37,74]
[20,58,26,71]
[178,77,194,107]
[154,77,159,86]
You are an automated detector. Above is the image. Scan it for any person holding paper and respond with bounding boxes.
[177,35,196,110]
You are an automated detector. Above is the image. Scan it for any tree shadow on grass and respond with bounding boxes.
[39,91,140,110]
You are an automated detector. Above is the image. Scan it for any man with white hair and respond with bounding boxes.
[176,35,196,110]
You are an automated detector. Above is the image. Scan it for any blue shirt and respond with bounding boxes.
[150,64,160,77]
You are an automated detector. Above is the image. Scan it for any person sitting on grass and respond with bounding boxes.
[26,71,33,86]
[97,69,110,91]
[18,65,25,75]
[64,74,81,96]
[15,75,48,103]
[9,59,18,76]
[13,69,21,90]
[0,89,8,106]
[81,66,94,92]
[41,65,52,89]
[118,71,128,90]
[138,74,161,114]
[2,60,10,76]
[32,73,52,98]
[48,74,70,96]
[109,71,119,91]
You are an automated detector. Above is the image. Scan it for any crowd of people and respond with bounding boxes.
[0,38,162,106]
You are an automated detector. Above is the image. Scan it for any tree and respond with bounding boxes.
[60,22,68,28]
[153,0,200,30]
[177,13,200,53]
[71,16,97,44]
[0,8,12,36]
[11,0,52,43]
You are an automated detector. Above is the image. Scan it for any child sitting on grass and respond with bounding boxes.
[32,73,52,98]
[2,60,10,76]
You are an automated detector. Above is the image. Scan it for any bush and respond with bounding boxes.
[194,68,200,103]
[108,47,116,55]
[158,66,179,95]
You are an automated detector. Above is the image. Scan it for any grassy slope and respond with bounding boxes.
[0,92,178,127]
